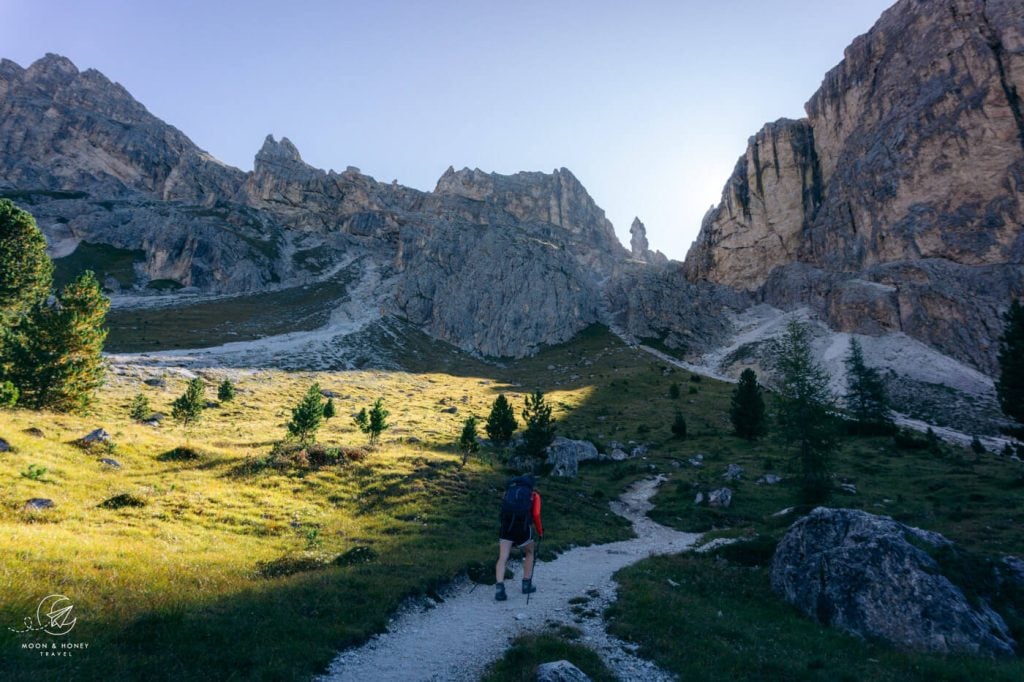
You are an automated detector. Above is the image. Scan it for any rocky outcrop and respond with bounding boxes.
[629,217,668,265]
[684,0,1024,374]
[771,507,1016,657]
[605,262,748,358]
[545,437,601,477]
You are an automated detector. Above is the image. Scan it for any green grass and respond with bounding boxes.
[2,325,1022,680]
[606,553,1023,681]
[52,241,145,291]
[481,629,616,681]
[104,268,359,352]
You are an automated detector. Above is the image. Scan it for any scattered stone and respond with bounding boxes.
[708,488,732,508]
[320,389,338,398]
[441,406,458,414]
[693,492,704,506]
[143,377,166,388]
[771,507,1015,657]
[0,438,11,452]
[515,613,527,621]
[688,454,704,467]
[839,483,858,494]
[545,437,600,477]
[631,444,649,458]
[772,507,795,518]
[24,498,54,511]
[670,459,682,468]
[81,428,111,444]
[536,660,591,682]
[723,464,744,482]
[204,400,220,409]
[667,578,680,587]
[100,458,121,468]
[610,448,628,461]
[23,427,44,438]
[757,474,782,486]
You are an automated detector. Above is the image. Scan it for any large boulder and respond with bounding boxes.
[771,508,1016,657]
[545,437,600,477]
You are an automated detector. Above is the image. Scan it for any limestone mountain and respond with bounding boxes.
[683,0,1024,374]
[0,53,645,358]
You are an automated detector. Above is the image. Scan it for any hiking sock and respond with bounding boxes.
[522,578,536,594]
[495,582,507,601]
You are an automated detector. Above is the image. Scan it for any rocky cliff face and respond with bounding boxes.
[684,0,1024,373]
[0,54,648,358]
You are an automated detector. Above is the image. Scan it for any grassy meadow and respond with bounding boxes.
[1,325,1022,680]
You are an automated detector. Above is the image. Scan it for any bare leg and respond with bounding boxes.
[522,540,535,580]
[495,539,513,583]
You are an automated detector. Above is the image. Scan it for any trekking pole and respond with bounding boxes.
[527,535,542,606]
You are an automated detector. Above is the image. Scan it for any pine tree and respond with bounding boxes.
[730,368,767,440]
[772,320,836,503]
[0,199,52,331]
[322,397,336,420]
[3,271,109,412]
[459,415,480,466]
[217,378,236,402]
[671,411,687,439]
[287,383,324,445]
[355,398,389,445]
[485,394,518,444]
[521,389,555,458]
[996,300,1024,424]
[129,393,150,421]
[172,378,205,429]
[844,337,891,430]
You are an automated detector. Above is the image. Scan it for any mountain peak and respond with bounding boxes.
[26,53,79,80]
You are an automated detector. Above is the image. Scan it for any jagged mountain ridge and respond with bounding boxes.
[684,0,1024,374]
[2,53,738,359]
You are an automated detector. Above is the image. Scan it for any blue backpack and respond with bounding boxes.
[501,476,534,516]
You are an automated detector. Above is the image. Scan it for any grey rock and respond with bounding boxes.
[100,458,121,468]
[536,660,591,682]
[441,406,458,414]
[545,437,600,477]
[143,378,166,388]
[839,482,858,495]
[723,464,744,482]
[0,438,10,452]
[24,498,54,511]
[630,444,649,458]
[771,507,1015,656]
[694,492,705,506]
[610,448,628,461]
[688,454,704,467]
[320,389,338,398]
[708,488,732,508]
[81,428,111,444]
[757,474,782,486]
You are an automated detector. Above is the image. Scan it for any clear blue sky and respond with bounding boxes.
[1,0,894,259]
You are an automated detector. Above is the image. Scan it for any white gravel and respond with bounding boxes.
[318,476,700,681]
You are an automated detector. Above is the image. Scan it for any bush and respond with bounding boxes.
[99,493,147,509]
[668,383,681,399]
[690,374,703,383]
[287,383,324,445]
[671,411,687,440]
[129,392,150,422]
[217,378,236,402]
[0,381,18,408]
[714,535,779,567]
[485,394,517,444]
[172,378,205,429]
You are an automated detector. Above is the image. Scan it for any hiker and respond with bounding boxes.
[495,474,544,601]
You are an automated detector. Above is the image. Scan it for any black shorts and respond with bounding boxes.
[499,513,533,547]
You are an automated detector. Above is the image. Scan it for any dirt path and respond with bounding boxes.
[318,476,700,681]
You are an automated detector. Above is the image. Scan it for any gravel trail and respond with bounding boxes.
[319,476,699,681]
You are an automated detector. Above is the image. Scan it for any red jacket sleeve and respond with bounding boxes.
[532,492,543,537]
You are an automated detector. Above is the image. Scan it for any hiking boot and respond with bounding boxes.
[495,582,507,601]
[522,578,536,594]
